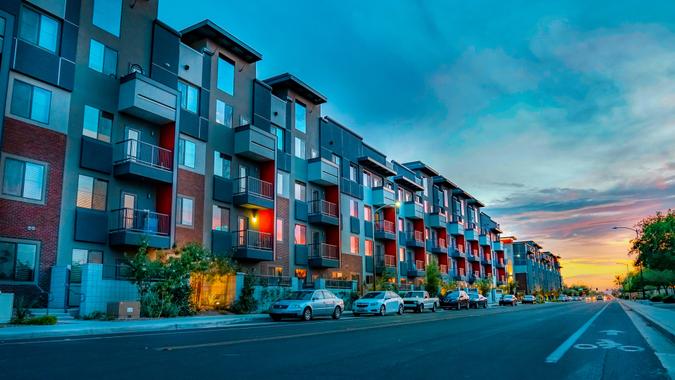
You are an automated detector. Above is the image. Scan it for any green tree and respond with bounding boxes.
[424,262,441,297]
[441,279,458,296]
[375,268,398,291]
[230,274,258,314]
[475,278,493,296]
[631,210,675,271]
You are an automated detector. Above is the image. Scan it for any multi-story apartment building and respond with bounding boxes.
[512,241,562,294]
[0,0,555,311]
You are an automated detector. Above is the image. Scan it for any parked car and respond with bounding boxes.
[557,295,569,302]
[440,290,470,310]
[469,293,488,309]
[402,291,439,313]
[499,294,518,306]
[522,295,536,304]
[270,290,344,321]
[353,291,404,316]
[596,295,604,301]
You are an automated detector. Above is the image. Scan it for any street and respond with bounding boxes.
[0,301,670,380]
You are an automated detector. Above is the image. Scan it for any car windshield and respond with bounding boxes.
[404,292,424,298]
[503,295,513,299]
[446,291,461,299]
[282,291,314,300]
[470,294,481,299]
[362,292,384,299]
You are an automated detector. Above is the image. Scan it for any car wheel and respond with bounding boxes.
[432,303,437,312]
[332,306,342,320]
[302,307,312,321]
[483,302,487,309]
[397,304,404,315]
[418,304,424,313]
[379,305,386,316]
[271,315,282,321]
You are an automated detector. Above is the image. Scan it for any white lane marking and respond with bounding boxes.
[621,302,675,379]
[545,303,609,363]
[600,330,623,336]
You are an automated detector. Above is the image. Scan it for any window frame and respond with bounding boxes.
[88,39,118,76]
[76,174,108,211]
[82,105,112,143]
[10,79,52,124]
[176,195,194,227]
[217,55,235,95]
[294,137,306,159]
[0,154,48,204]
[18,5,61,54]
[211,204,230,232]
[92,0,122,37]
[294,224,307,245]
[294,101,307,133]
[215,99,233,127]
[178,138,197,169]
[178,80,199,114]
[0,238,40,284]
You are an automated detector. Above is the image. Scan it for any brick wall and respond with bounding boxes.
[175,169,205,247]
[0,118,66,302]
[265,196,289,276]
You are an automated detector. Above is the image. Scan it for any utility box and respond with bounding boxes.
[0,292,14,323]
[107,301,141,319]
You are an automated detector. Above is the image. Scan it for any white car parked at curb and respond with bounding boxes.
[353,291,404,316]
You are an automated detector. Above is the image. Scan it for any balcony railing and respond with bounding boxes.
[110,208,170,235]
[407,230,424,243]
[414,260,425,270]
[440,264,448,274]
[437,238,447,248]
[114,139,172,171]
[384,255,396,267]
[325,279,353,289]
[308,243,339,260]
[233,230,273,250]
[232,176,274,199]
[375,220,395,234]
[309,199,338,217]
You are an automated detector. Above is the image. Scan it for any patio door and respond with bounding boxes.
[125,127,140,160]
[238,216,248,246]
[121,192,136,229]
[238,165,248,192]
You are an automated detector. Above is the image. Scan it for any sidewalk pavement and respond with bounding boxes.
[621,300,675,343]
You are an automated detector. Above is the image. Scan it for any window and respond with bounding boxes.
[364,206,372,222]
[0,241,38,282]
[294,137,306,159]
[10,80,51,124]
[88,39,117,76]
[82,105,112,142]
[71,249,103,265]
[277,171,289,197]
[217,56,235,95]
[213,151,231,178]
[268,266,283,277]
[399,247,405,262]
[373,175,382,188]
[276,219,283,242]
[19,6,60,53]
[349,199,358,218]
[331,154,340,166]
[272,126,285,151]
[365,240,373,256]
[363,171,371,188]
[215,100,233,127]
[294,182,306,201]
[212,205,229,231]
[92,0,122,37]
[294,224,306,245]
[349,164,358,182]
[2,157,46,202]
[76,175,107,210]
[178,81,199,113]
[295,101,306,133]
[179,138,196,168]
[350,236,359,254]
[177,196,194,227]
[398,218,404,232]
[295,268,307,279]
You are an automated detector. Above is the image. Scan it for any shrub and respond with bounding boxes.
[81,311,115,321]
[650,294,664,302]
[663,295,675,304]
[230,275,257,314]
[12,315,57,325]
[13,296,34,321]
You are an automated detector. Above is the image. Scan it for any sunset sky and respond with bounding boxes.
[160,1,675,289]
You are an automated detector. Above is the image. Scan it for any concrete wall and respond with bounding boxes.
[79,264,138,315]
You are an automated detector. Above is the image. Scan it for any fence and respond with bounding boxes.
[232,176,274,199]
[114,139,172,170]
[109,208,170,235]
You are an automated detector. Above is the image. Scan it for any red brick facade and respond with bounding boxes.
[0,118,66,301]
[175,169,205,247]
[264,196,289,276]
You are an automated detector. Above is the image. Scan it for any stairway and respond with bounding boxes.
[28,308,79,322]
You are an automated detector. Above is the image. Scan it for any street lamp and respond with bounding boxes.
[372,201,401,291]
[612,226,645,299]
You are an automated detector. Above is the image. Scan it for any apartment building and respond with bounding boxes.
[0,0,558,310]
[512,241,563,294]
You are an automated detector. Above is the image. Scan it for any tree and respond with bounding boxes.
[440,280,457,296]
[475,278,493,296]
[424,262,441,297]
[375,268,398,291]
[631,210,675,272]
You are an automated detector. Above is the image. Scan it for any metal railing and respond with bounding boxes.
[246,274,291,287]
[110,208,170,235]
[308,243,339,259]
[232,176,274,199]
[406,230,424,243]
[435,238,447,248]
[233,230,273,250]
[308,199,338,217]
[325,279,353,289]
[374,220,395,234]
[114,139,173,171]
[457,244,464,252]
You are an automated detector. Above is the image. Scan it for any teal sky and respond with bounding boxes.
[159,1,675,288]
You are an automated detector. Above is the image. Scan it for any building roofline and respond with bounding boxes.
[264,73,327,105]
[403,161,439,176]
[181,20,262,63]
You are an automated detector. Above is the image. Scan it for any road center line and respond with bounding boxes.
[545,303,609,364]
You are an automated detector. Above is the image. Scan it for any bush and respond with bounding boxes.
[663,295,675,304]
[230,275,257,314]
[81,311,115,321]
[12,315,57,325]
[650,294,664,302]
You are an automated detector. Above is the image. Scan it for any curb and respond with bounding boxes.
[621,301,675,344]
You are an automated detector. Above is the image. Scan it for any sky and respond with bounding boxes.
[159,1,675,290]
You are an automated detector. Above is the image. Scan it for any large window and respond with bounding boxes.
[92,0,122,37]
[213,151,231,178]
[71,249,103,265]
[350,199,359,218]
[215,99,233,127]
[178,81,199,113]
[277,171,289,197]
[295,101,306,133]
[1,156,46,202]
[364,206,372,222]
[19,6,60,53]
[82,105,112,142]
[0,241,38,282]
[178,138,196,169]
[350,236,359,254]
[294,181,306,201]
[294,137,306,159]
[349,164,358,182]
[365,240,373,256]
[76,174,107,210]
[88,39,117,76]
[177,196,194,227]
[294,224,306,245]
[10,80,51,124]
[217,56,235,95]
[212,205,230,231]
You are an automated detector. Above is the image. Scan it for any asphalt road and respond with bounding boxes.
[0,301,669,380]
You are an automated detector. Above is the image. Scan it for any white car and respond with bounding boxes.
[353,291,404,316]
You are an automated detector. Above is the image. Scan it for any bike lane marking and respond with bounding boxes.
[545,303,609,363]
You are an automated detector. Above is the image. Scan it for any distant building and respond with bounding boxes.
[512,241,562,294]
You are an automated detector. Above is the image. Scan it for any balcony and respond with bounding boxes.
[464,224,478,241]
[440,264,448,274]
[372,186,396,206]
[449,247,464,258]
[407,260,426,277]
[401,201,424,219]
[232,176,274,209]
[118,73,177,124]
[113,139,173,184]
[428,211,447,228]
[467,250,480,262]
[308,243,339,268]
[232,230,274,261]
[307,200,339,226]
[307,158,339,186]
[108,208,170,249]
[479,234,490,246]
[74,208,108,244]
[213,175,232,203]
[429,238,448,254]
[405,231,425,248]
[496,259,506,268]
[233,124,275,161]
[492,241,504,251]
[80,136,112,174]
[374,220,396,240]
[448,216,465,235]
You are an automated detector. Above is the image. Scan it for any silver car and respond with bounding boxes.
[270,290,344,321]
[353,291,404,316]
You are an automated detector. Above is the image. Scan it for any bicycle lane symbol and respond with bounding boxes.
[573,339,644,352]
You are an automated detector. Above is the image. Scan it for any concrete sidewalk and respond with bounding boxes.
[621,300,675,343]
[0,313,272,341]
